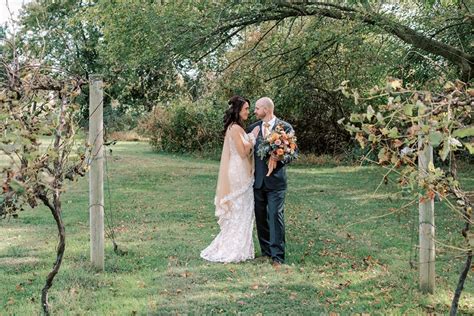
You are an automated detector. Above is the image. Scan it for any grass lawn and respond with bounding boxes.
[1,141,473,315]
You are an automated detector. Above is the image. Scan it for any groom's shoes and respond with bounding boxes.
[255,255,271,263]
[271,260,283,270]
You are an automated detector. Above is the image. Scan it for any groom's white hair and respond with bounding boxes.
[256,97,274,111]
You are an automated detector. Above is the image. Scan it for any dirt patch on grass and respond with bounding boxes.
[108,131,148,142]
[0,256,40,266]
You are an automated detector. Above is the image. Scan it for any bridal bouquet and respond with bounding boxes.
[257,123,298,176]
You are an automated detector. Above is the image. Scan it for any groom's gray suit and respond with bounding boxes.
[247,118,297,264]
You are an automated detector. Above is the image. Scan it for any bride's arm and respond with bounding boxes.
[229,125,254,158]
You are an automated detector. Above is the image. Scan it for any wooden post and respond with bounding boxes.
[89,74,104,271]
[418,136,435,293]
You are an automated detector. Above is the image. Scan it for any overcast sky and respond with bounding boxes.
[0,0,31,24]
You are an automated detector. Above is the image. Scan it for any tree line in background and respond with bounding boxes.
[185,0,472,156]
[1,0,471,157]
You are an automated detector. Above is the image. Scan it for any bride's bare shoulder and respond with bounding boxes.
[227,124,245,134]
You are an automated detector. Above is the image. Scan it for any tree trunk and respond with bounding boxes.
[449,188,472,316]
[39,91,68,314]
[450,250,472,316]
[39,193,65,315]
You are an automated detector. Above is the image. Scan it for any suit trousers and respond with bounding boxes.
[254,184,286,263]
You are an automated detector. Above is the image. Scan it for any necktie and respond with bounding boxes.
[263,122,270,138]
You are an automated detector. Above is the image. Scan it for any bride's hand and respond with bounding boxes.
[252,126,260,138]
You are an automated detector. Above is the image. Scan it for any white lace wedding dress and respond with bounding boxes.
[200,129,255,263]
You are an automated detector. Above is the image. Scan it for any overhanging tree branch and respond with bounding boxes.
[201,2,473,81]
[285,2,473,80]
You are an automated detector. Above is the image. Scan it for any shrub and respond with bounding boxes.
[143,99,224,154]
[275,86,352,155]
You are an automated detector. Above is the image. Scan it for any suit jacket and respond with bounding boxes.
[247,118,297,190]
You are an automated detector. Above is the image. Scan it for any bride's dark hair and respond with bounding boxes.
[223,95,250,136]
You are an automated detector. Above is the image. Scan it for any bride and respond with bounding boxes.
[200,95,260,263]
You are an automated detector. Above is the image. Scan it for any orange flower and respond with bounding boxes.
[290,143,296,150]
[276,148,284,156]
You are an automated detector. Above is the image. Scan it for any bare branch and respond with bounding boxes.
[430,21,469,38]
[221,19,283,72]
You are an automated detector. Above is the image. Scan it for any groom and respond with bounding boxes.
[247,97,297,265]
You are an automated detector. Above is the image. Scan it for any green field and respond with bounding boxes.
[1,141,473,315]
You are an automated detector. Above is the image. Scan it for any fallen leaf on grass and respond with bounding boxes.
[180,271,192,278]
[289,292,297,300]
[363,255,379,266]
[336,280,351,289]
[423,304,435,312]
[319,249,330,257]
[251,284,259,290]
